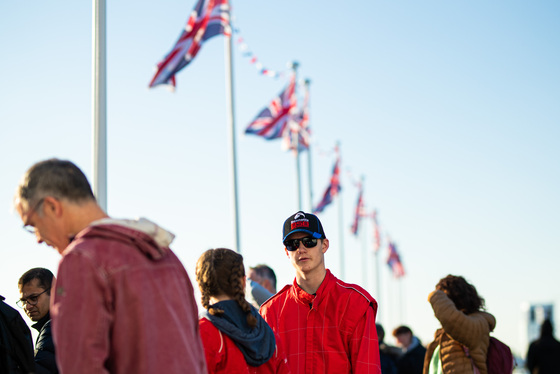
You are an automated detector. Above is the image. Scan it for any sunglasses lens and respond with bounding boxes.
[302,238,317,248]
[284,237,318,251]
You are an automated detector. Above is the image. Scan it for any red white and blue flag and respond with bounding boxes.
[372,209,381,253]
[245,74,297,140]
[350,183,365,235]
[284,83,310,152]
[149,0,230,88]
[313,154,341,214]
[387,241,405,278]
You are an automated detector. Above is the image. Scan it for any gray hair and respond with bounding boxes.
[15,158,95,208]
[250,264,277,290]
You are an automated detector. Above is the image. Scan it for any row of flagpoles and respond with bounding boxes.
[91,0,406,291]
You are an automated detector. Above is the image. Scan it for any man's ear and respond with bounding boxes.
[285,248,290,257]
[321,238,329,254]
[42,196,63,217]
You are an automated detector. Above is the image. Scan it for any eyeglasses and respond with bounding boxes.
[16,288,49,308]
[284,236,318,251]
[22,197,45,234]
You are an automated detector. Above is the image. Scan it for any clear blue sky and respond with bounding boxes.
[1,0,559,357]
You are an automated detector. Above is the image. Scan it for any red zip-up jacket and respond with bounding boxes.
[51,219,207,374]
[260,270,381,374]
[199,318,291,374]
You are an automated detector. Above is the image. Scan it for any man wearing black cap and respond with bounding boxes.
[260,211,382,374]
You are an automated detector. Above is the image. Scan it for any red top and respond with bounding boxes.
[260,270,381,374]
[199,318,291,374]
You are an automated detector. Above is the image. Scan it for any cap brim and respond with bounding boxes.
[283,229,323,242]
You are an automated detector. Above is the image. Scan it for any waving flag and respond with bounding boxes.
[245,74,296,140]
[350,183,365,235]
[372,209,381,253]
[149,0,230,88]
[284,82,310,152]
[387,241,405,278]
[313,155,341,214]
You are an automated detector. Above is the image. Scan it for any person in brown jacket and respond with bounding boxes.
[423,275,496,374]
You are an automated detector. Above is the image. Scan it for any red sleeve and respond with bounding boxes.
[349,305,382,373]
[199,319,225,374]
[52,251,112,374]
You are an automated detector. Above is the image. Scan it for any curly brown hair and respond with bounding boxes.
[196,248,257,328]
[436,274,485,314]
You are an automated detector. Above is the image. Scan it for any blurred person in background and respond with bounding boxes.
[526,319,560,374]
[17,267,58,373]
[423,274,495,374]
[247,264,277,307]
[392,325,425,374]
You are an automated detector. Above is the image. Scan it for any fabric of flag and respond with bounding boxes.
[245,74,297,140]
[350,184,364,235]
[149,0,230,88]
[313,156,341,214]
[284,83,310,152]
[387,241,405,278]
[372,209,381,253]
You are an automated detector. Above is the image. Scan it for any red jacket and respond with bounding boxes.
[199,318,291,374]
[260,270,381,374]
[51,219,207,374]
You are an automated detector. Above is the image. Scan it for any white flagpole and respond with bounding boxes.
[224,10,241,253]
[304,79,313,212]
[291,61,302,211]
[336,142,345,280]
[92,0,107,211]
[360,177,367,287]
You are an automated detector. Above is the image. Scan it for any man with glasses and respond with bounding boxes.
[260,211,382,373]
[14,159,206,374]
[17,267,58,373]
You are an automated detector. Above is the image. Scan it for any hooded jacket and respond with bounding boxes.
[51,218,207,374]
[199,300,290,374]
[423,290,496,374]
[260,269,381,374]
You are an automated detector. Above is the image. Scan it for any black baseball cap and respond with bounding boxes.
[282,211,326,242]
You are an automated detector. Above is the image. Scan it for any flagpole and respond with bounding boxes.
[291,61,302,211]
[304,79,313,212]
[92,0,107,212]
[225,12,241,253]
[336,142,345,280]
[360,177,368,288]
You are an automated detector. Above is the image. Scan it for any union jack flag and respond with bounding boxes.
[283,82,310,152]
[149,0,230,88]
[245,74,297,140]
[372,209,381,253]
[387,241,405,278]
[313,154,341,214]
[350,183,365,235]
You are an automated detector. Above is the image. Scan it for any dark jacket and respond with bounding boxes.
[32,313,57,374]
[396,338,426,374]
[526,335,560,374]
[0,295,35,374]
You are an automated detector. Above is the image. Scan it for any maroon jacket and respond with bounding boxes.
[51,218,207,374]
[260,270,381,374]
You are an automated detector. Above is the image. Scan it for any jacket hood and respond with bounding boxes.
[203,300,275,366]
[76,217,175,260]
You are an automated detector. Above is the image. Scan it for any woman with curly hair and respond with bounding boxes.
[423,275,496,374]
[196,248,290,374]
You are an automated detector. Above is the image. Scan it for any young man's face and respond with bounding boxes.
[395,332,412,348]
[20,278,50,322]
[285,232,329,276]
